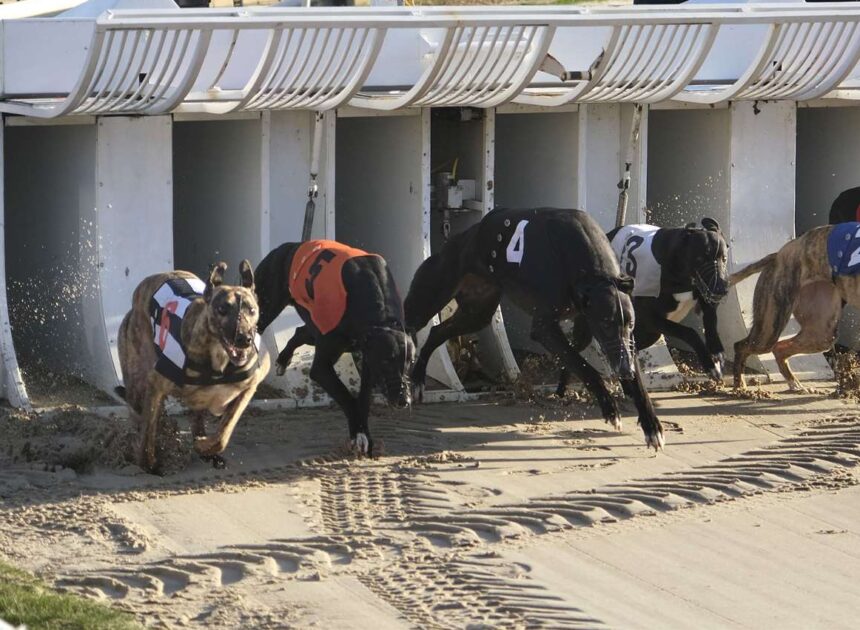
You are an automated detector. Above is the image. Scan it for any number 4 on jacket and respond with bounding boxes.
[506,220,529,264]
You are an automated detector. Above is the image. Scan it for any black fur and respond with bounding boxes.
[404,207,664,450]
[254,242,414,456]
[557,218,730,394]
[829,186,860,225]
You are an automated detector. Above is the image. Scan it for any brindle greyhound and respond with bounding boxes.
[556,218,730,395]
[730,223,860,391]
[404,207,665,450]
[117,261,270,473]
[254,240,414,456]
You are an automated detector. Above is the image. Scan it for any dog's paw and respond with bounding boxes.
[605,414,623,432]
[193,436,225,458]
[645,427,665,452]
[199,453,227,469]
[352,433,370,456]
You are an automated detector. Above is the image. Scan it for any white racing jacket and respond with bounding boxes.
[609,224,661,298]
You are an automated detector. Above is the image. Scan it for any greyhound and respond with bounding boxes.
[404,207,664,450]
[117,261,270,473]
[254,240,414,456]
[556,218,730,395]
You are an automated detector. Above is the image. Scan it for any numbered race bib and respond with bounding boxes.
[289,240,381,334]
[610,224,661,297]
[827,222,860,277]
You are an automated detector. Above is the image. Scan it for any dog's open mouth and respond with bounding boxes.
[223,341,254,367]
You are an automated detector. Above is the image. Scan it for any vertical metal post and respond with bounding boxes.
[302,111,325,242]
[616,103,643,228]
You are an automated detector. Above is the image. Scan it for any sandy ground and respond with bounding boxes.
[2,381,860,629]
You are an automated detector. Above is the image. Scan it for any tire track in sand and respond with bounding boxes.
[55,419,860,628]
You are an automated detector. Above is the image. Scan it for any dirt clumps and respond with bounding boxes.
[0,406,192,475]
[829,350,860,401]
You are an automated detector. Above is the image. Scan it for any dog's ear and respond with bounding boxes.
[701,217,721,233]
[614,275,635,295]
[239,259,255,290]
[205,262,228,303]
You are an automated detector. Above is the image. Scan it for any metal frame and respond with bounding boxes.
[5,5,860,117]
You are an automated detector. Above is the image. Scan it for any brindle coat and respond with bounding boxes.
[730,225,860,391]
[117,261,271,473]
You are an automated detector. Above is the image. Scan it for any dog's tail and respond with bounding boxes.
[729,253,777,287]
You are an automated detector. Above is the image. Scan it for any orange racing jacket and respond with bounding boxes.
[289,240,380,334]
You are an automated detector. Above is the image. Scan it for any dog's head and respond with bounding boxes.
[362,325,415,409]
[679,217,729,305]
[204,260,260,368]
[574,275,637,381]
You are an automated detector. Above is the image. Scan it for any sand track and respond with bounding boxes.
[2,386,860,628]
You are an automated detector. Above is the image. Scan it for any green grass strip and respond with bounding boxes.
[0,560,140,630]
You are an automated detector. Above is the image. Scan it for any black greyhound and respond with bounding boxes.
[829,186,860,224]
[556,218,730,395]
[254,240,414,456]
[404,207,664,450]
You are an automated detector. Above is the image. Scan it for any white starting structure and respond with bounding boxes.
[1,0,859,409]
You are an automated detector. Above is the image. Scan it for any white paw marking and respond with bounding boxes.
[353,433,370,455]
[647,430,665,452]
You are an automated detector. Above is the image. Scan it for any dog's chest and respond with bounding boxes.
[667,292,695,322]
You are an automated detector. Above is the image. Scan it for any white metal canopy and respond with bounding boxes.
[4,4,860,117]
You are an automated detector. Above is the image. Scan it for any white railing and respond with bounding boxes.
[3,4,860,117]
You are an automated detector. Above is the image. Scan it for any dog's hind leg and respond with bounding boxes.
[556,314,593,397]
[733,265,795,389]
[412,281,501,400]
[773,281,841,392]
[531,314,621,430]
[139,380,168,474]
[277,325,314,376]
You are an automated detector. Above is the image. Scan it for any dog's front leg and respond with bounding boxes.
[139,378,168,473]
[619,359,665,451]
[653,316,721,382]
[195,388,255,469]
[701,301,725,379]
[353,359,374,455]
[309,341,371,454]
